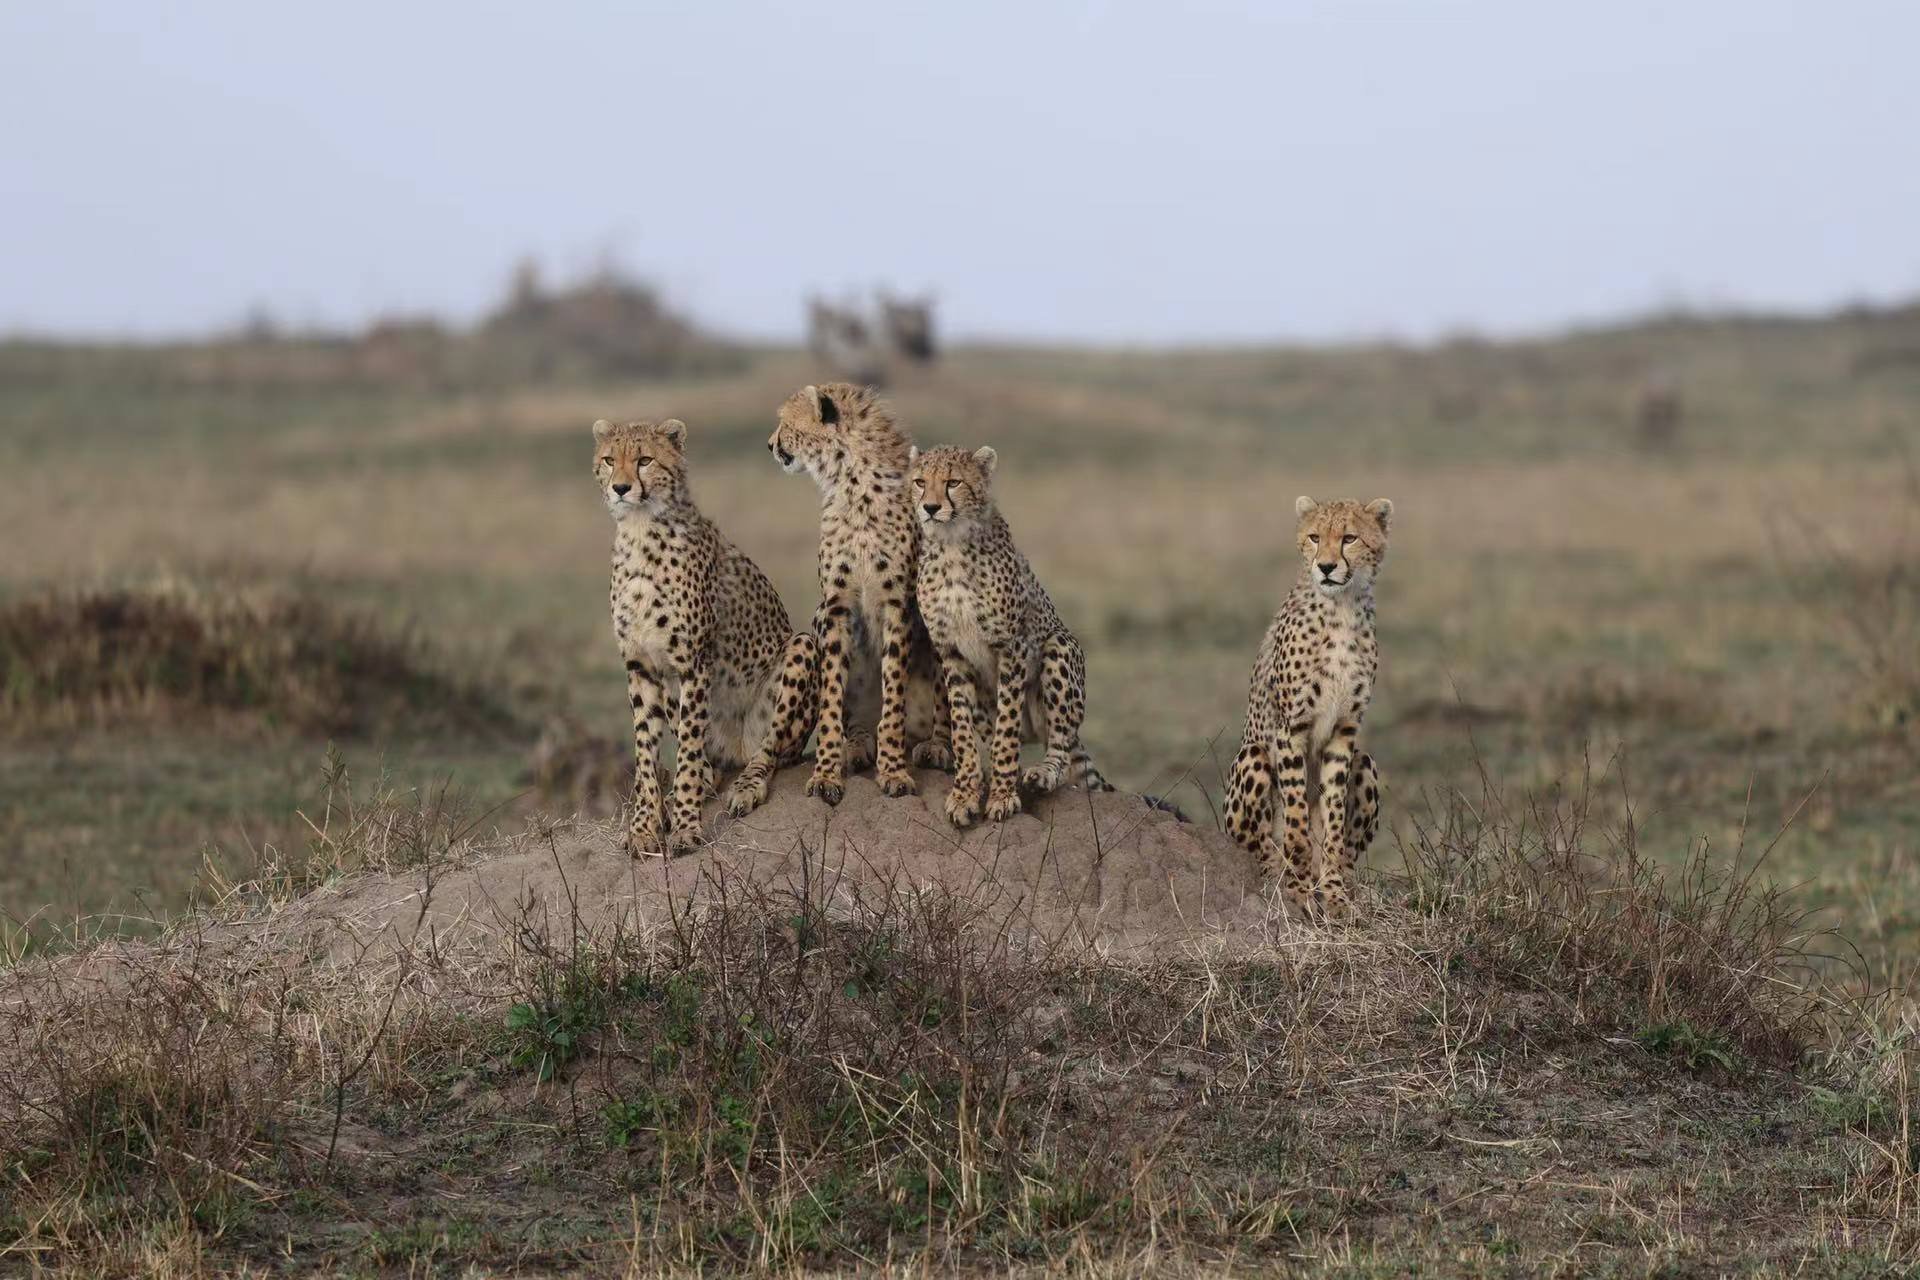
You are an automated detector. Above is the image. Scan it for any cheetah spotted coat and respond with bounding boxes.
[767,383,948,805]
[909,444,1111,827]
[595,418,818,856]
[1222,496,1391,915]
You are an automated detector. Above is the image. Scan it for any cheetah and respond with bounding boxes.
[768,383,950,805]
[1222,496,1392,916]
[595,417,819,855]
[910,444,1111,827]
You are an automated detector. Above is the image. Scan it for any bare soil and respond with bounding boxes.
[273,769,1271,969]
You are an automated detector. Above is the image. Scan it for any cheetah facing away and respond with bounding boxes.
[910,445,1111,827]
[1222,496,1391,916]
[768,383,949,805]
[595,418,818,855]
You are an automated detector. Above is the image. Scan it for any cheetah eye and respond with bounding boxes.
[1341,534,1357,546]
[1306,534,1319,544]
[945,480,957,492]
[599,456,614,467]
[636,456,654,468]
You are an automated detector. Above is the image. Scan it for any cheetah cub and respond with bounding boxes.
[768,383,949,805]
[1223,496,1391,916]
[595,418,818,856]
[910,445,1111,828]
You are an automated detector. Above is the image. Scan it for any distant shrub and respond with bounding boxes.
[474,262,739,382]
[0,581,515,736]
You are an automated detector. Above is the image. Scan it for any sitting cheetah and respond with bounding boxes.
[910,444,1111,827]
[1222,496,1391,916]
[768,383,949,804]
[595,417,818,855]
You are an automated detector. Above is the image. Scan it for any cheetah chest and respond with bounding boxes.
[822,515,912,659]
[921,549,999,682]
[1305,621,1374,748]
[612,563,690,691]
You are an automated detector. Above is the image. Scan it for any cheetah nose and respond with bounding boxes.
[1317,562,1338,577]
[612,483,632,496]
[922,502,941,516]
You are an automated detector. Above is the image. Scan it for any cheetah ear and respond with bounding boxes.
[1365,498,1393,530]
[972,446,997,475]
[592,418,615,443]
[908,445,919,462]
[658,418,687,447]
[1294,495,1318,517]
[814,387,840,426]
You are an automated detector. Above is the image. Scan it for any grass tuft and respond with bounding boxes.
[1397,750,1847,1064]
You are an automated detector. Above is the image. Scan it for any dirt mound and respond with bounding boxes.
[282,768,1274,963]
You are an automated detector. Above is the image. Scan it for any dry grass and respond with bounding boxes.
[2,770,1915,1275]
[1773,449,1920,734]
[1398,750,1849,1063]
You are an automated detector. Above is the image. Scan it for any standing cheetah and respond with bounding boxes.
[1222,496,1391,916]
[595,418,818,855]
[768,383,949,805]
[910,445,1111,827]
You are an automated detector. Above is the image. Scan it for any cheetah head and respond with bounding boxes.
[1295,496,1392,596]
[592,418,688,518]
[908,445,996,531]
[768,384,847,480]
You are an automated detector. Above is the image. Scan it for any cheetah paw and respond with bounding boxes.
[806,768,845,807]
[877,768,918,797]
[845,732,877,773]
[1281,883,1319,919]
[1018,765,1062,796]
[1312,883,1354,922]
[945,781,983,829]
[667,824,704,855]
[725,773,768,818]
[911,740,955,772]
[626,828,668,860]
[985,791,1022,823]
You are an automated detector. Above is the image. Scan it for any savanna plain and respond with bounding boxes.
[2,300,1919,1276]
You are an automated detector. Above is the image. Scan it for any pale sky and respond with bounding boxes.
[3,1,1916,344]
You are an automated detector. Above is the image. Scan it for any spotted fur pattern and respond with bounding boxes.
[910,445,1112,827]
[1222,496,1391,916]
[596,418,819,856]
[767,383,949,805]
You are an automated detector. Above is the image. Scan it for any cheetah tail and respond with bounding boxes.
[1070,747,1115,792]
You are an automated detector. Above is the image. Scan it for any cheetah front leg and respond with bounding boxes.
[941,646,985,828]
[872,599,918,797]
[726,632,819,818]
[1311,721,1361,913]
[910,625,955,772]
[807,594,854,806]
[665,658,714,853]
[1274,728,1319,916]
[983,644,1029,822]
[624,666,670,857]
[909,672,955,771]
[1341,749,1383,890]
